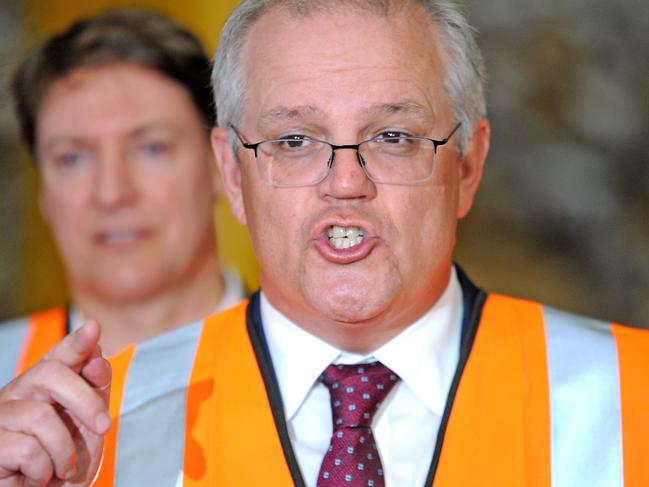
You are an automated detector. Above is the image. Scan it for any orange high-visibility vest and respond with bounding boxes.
[95,291,649,486]
[0,307,67,385]
[0,272,245,388]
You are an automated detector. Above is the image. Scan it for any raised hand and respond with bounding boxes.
[0,320,111,486]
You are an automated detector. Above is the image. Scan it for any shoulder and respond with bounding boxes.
[481,292,649,356]
[487,292,646,332]
[202,298,250,335]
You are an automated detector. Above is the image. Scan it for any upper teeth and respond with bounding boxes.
[328,225,364,249]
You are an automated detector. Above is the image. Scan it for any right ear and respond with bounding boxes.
[211,127,247,226]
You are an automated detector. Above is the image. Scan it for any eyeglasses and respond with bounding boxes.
[230,122,461,187]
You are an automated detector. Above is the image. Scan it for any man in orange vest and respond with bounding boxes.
[1,1,647,486]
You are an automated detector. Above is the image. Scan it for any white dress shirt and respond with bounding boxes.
[261,269,463,487]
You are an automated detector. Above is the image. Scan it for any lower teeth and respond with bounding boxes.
[329,236,363,249]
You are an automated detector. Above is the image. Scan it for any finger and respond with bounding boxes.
[80,351,112,416]
[5,360,111,436]
[0,400,77,481]
[43,320,101,371]
[0,429,54,486]
[80,346,112,391]
[44,363,112,435]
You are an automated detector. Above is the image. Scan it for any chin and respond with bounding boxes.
[80,271,165,304]
[305,275,399,325]
[103,284,160,304]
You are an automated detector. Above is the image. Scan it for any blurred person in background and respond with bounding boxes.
[0,8,245,384]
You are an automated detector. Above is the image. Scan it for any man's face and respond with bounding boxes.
[38,63,219,304]
[215,6,488,351]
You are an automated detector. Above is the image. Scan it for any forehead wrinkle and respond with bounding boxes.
[255,101,434,132]
[257,105,325,131]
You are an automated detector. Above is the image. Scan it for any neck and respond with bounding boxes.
[73,256,224,356]
[263,266,454,354]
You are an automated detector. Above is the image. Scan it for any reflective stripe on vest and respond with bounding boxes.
[94,320,203,487]
[0,316,29,386]
[18,308,67,373]
[0,308,67,386]
[429,294,648,486]
[543,306,623,487]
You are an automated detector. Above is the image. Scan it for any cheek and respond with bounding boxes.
[243,182,302,272]
[395,186,458,257]
[147,182,212,241]
[41,188,86,232]
[146,160,216,214]
[40,190,89,264]
[248,194,292,250]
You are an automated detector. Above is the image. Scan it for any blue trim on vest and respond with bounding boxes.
[246,293,307,487]
[426,267,487,484]
[455,264,482,347]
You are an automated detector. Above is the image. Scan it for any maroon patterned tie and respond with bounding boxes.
[316,362,400,487]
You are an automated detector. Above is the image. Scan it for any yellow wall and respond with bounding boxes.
[28,0,238,47]
[26,0,260,292]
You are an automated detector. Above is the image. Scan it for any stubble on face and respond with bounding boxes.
[236,4,462,350]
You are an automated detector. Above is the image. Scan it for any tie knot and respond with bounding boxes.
[320,362,400,429]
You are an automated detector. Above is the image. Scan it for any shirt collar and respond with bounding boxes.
[261,268,463,420]
[260,293,341,420]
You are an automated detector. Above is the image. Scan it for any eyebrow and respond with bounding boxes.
[128,122,179,138]
[40,122,180,152]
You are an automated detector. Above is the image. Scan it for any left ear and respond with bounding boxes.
[211,126,248,226]
[456,117,490,219]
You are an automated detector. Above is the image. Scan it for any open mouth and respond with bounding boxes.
[327,225,365,249]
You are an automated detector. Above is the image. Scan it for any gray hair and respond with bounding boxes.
[212,0,486,153]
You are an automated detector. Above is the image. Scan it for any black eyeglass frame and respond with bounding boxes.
[229,122,462,185]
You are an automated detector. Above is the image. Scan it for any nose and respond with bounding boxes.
[316,146,376,201]
[92,146,137,210]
